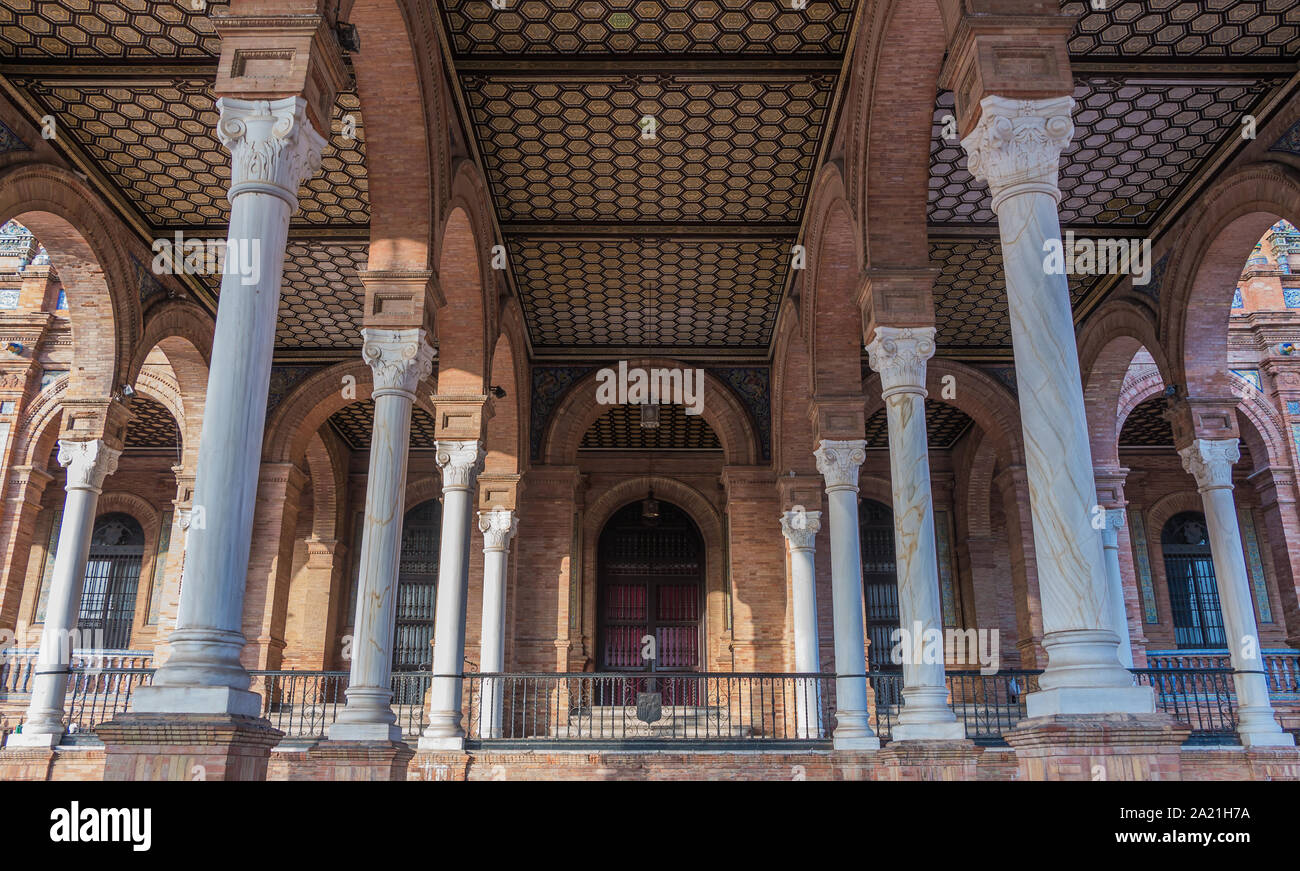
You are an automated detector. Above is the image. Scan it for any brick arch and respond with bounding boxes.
[262,360,437,464]
[580,475,726,668]
[541,359,759,466]
[771,301,817,475]
[132,369,184,446]
[863,358,1024,466]
[1115,369,1166,444]
[404,475,443,511]
[857,474,893,509]
[304,430,347,543]
[1159,162,1300,400]
[964,431,998,540]
[435,161,497,395]
[0,164,141,400]
[1232,385,1290,474]
[802,169,866,400]
[484,300,527,475]
[11,374,68,469]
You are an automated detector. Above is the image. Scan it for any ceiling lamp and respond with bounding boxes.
[641,488,660,526]
[640,403,660,429]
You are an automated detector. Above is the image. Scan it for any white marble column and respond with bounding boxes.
[330,328,435,741]
[814,440,881,750]
[866,327,963,740]
[780,508,822,739]
[7,440,119,747]
[1100,509,1134,669]
[961,96,1151,716]
[419,439,484,750]
[134,97,324,717]
[477,508,517,739]
[1180,439,1293,746]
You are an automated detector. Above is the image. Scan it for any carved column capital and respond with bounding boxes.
[479,508,518,553]
[360,327,436,398]
[56,439,120,494]
[865,326,936,397]
[1179,438,1240,492]
[436,439,484,493]
[814,439,867,492]
[1103,508,1127,533]
[960,95,1075,210]
[779,509,822,552]
[217,96,326,205]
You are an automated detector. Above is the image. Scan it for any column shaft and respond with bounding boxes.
[782,509,822,739]
[1101,510,1134,669]
[477,509,517,740]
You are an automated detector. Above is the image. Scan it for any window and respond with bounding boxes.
[78,513,146,650]
[1161,512,1227,650]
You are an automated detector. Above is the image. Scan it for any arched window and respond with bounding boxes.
[392,499,442,680]
[79,513,145,650]
[1161,511,1227,649]
[860,498,900,673]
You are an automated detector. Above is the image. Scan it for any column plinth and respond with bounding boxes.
[961,95,1151,717]
[331,329,435,742]
[866,326,963,741]
[814,440,881,750]
[1180,438,1293,747]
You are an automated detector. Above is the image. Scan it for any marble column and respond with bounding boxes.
[477,508,517,740]
[7,439,119,746]
[330,328,435,741]
[1179,439,1293,746]
[961,96,1151,716]
[780,508,822,739]
[866,327,963,740]
[1100,509,1134,669]
[814,440,881,750]
[134,97,324,717]
[419,440,484,750]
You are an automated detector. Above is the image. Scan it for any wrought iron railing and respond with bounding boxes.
[65,667,153,738]
[1133,667,1239,744]
[1,650,153,695]
[1146,649,1300,699]
[463,672,833,746]
[871,670,1042,744]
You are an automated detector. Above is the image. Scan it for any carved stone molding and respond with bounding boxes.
[865,326,936,398]
[57,439,121,493]
[814,439,867,492]
[960,95,1075,209]
[779,509,822,551]
[436,440,485,492]
[1180,438,1240,492]
[217,96,325,202]
[360,327,436,397]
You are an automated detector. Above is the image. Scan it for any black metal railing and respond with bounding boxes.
[871,670,1041,744]
[463,672,833,746]
[251,670,430,740]
[65,667,153,737]
[1133,667,1239,744]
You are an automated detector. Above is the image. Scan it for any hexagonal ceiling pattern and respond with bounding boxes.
[580,402,723,451]
[930,79,1271,226]
[515,237,783,348]
[15,79,368,229]
[440,0,857,55]
[1119,395,1175,447]
[864,399,974,450]
[1062,0,1300,58]
[929,238,1108,349]
[124,393,180,449]
[0,0,222,60]
[465,75,830,225]
[328,399,439,452]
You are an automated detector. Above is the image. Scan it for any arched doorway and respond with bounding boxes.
[596,499,705,683]
[392,499,441,692]
[860,498,900,673]
[1162,511,1227,649]
[79,513,145,650]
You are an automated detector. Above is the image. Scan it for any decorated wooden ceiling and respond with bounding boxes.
[0,1,1296,366]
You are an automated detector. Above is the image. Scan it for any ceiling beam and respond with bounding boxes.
[502,223,799,239]
[453,55,844,75]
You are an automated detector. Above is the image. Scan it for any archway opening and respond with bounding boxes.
[79,513,145,650]
[1161,511,1227,651]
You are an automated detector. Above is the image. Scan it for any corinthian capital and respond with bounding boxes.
[361,328,436,396]
[779,509,822,551]
[217,96,326,201]
[1179,438,1240,492]
[814,439,867,492]
[57,439,121,493]
[866,326,935,397]
[436,440,484,492]
[960,95,1075,208]
[479,509,519,552]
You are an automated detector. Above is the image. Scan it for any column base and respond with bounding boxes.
[286,740,414,781]
[831,707,880,750]
[894,685,965,741]
[892,720,966,742]
[875,739,982,781]
[417,733,465,752]
[328,722,403,742]
[1236,706,1295,747]
[4,729,64,749]
[96,713,283,781]
[130,684,262,718]
[1026,684,1154,717]
[1004,713,1189,781]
